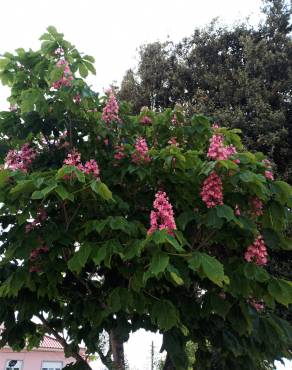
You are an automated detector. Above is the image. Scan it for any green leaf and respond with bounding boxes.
[92,246,107,266]
[0,170,10,188]
[10,180,34,194]
[206,208,224,229]
[55,185,74,201]
[56,166,85,183]
[263,201,286,231]
[90,181,112,201]
[165,234,184,252]
[216,205,235,222]
[243,263,270,282]
[31,190,45,200]
[271,181,292,205]
[68,244,92,273]
[42,182,58,196]
[218,160,238,170]
[83,55,95,63]
[79,63,88,78]
[200,253,226,286]
[151,300,179,330]
[268,279,292,307]
[146,251,169,278]
[189,252,226,287]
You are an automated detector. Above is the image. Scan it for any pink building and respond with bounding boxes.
[0,335,79,370]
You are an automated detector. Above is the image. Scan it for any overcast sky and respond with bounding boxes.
[0,1,290,369]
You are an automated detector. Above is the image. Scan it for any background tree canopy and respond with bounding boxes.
[119,0,292,183]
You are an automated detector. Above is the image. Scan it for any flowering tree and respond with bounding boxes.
[0,27,292,370]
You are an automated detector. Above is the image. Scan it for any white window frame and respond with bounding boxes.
[41,360,63,370]
[4,359,23,370]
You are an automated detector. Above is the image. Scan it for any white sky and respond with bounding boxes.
[0,1,291,369]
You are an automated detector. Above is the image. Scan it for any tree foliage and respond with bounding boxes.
[118,0,292,183]
[0,26,292,370]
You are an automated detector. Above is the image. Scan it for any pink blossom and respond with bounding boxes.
[148,191,177,235]
[102,91,120,124]
[140,116,152,125]
[235,204,241,216]
[64,150,100,179]
[5,144,36,172]
[168,137,179,146]
[262,159,274,180]
[244,235,268,266]
[73,94,81,104]
[249,299,265,312]
[64,149,84,171]
[29,245,49,273]
[251,197,263,217]
[265,170,274,181]
[132,137,151,164]
[55,48,64,55]
[83,160,100,179]
[207,134,237,161]
[171,114,178,126]
[212,123,220,129]
[200,172,224,208]
[25,208,47,233]
[114,144,126,161]
[52,59,73,89]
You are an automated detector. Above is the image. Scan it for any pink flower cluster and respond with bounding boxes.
[201,172,224,208]
[251,197,263,217]
[29,245,49,273]
[263,159,274,180]
[5,144,36,172]
[102,91,120,124]
[244,235,268,266]
[64,149,84,171]
[235,204,241,216]
[249,299,265,312]
[140,116,152,125]
[73,94,81,104]
[132,137,151,164]
[114,144,126,161]
[168,137,179,146]
[148,191,177,235]
[207,134,237,161]
[52,59,73,89]
[25,208,47,233]
[83,159,100,178]
[64,150,100,179]
[55,47,64,55]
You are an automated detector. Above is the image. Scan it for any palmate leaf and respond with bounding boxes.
[189,252,227,287]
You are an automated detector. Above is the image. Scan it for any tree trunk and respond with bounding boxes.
[110,329,125,370]
[163,354,176,370]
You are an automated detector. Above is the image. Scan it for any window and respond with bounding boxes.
[5,360,23,370]
[42,361,62,370]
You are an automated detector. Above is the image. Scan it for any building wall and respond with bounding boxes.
[0,348,75,370]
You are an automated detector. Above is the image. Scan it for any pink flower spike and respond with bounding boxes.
[83,160,100,179]
[251,197,263,217]
[102,91,121,124]
[265,170,274,181]
[200,172,224,208]
[244,235,268,266]
[148,191,176,235]
[132,137,151,164]
[140,116,152,126]
[207,134,237,161]
[5,144,36,172]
